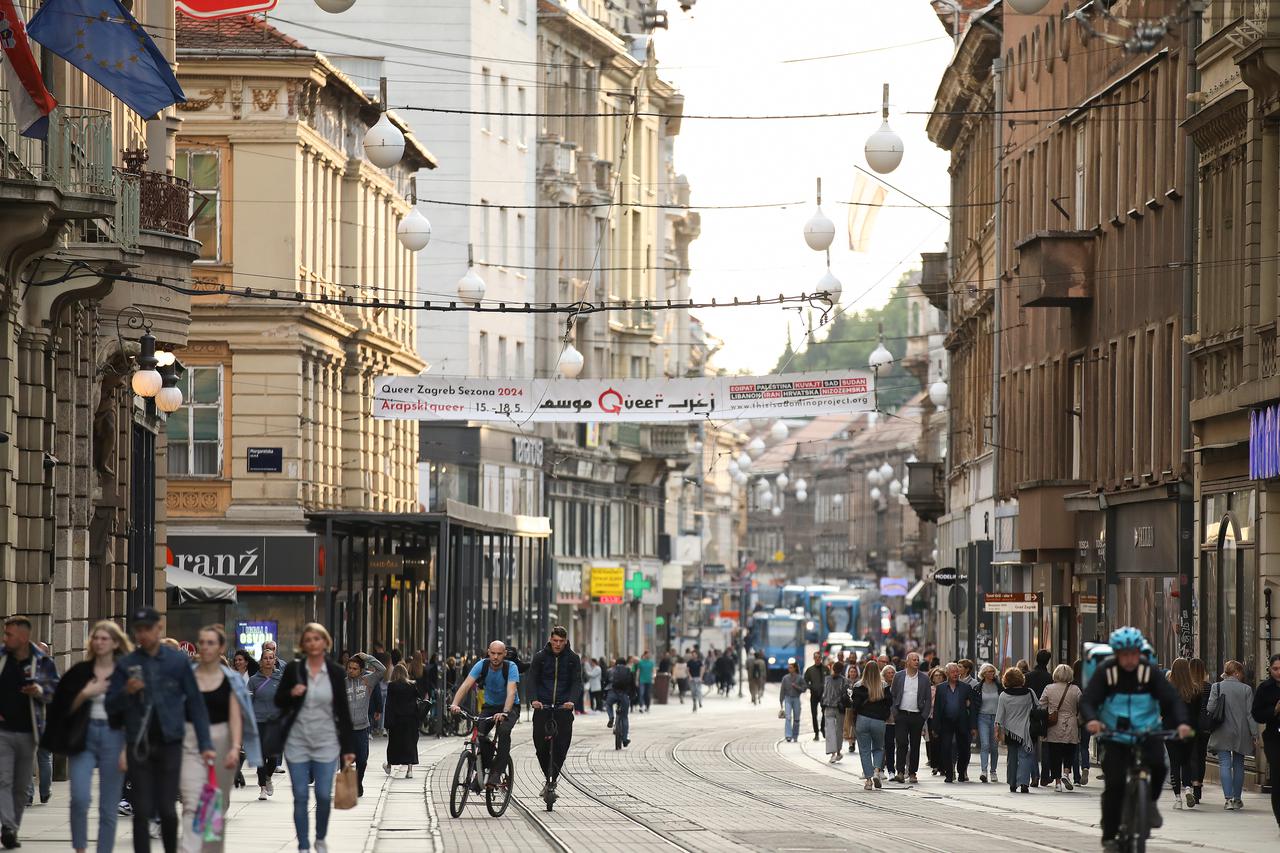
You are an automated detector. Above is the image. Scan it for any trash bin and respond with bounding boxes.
[654,672,671,704]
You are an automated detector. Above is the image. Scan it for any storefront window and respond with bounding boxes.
[1200,488,1257,678]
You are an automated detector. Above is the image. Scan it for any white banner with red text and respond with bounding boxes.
[371,370,874,422]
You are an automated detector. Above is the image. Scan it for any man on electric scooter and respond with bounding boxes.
[1080,626,1192,852]
[527,627,582,802]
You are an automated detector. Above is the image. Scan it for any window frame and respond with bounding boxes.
[167,363,225,478]
[176,147,223,263]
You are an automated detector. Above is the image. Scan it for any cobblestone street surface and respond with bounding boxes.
[15,688,1280,851]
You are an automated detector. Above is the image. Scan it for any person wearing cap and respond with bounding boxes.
[107,607,214,853]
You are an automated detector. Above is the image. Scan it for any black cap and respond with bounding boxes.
[130,606,161,628]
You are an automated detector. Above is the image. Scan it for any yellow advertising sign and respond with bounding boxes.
[589,566,625,604]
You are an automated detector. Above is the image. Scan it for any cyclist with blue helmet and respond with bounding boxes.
[1081,627,1192,851]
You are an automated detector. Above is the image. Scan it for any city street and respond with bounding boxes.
[16,687,1279,852]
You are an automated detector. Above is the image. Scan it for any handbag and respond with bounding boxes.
[1046,685,1069,727]
[191,765,224,842]
[1202,683,1226,733]
[334,760,358,810]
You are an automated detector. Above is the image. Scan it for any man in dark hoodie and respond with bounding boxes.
[1025,649,1053,785]
[527,626,582,800]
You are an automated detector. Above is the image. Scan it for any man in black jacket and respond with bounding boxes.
[1025,649,1053,785]
[803,652,827,742]
[527,627,581,800]
[933,663,977,783]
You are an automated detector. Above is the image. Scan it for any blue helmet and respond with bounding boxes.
[1109,626,1146,651]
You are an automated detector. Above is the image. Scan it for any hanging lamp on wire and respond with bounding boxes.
[803,177,836,251]
[865,83,904,175]
[457,244,486,303]
[397,176,432,252]
[364,78,405,169]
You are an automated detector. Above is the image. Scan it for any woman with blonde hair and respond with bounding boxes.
[880,664,897,780]
[850,660,891,789]
[41,622,132,853]
[1038,663,1082,792]
[275,624,356,853]
[976,663,1002,783]
[1207,659,1256,810]
[383,663,421,778]
[179,625,261,853]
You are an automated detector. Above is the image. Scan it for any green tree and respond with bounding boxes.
[772,271,920,411]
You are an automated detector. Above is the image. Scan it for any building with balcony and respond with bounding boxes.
[166,15,436,645]
[0,0,200,661]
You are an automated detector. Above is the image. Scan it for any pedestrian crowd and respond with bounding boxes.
[773,639,1280,842]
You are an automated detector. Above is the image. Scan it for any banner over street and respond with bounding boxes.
[372,370,874,422]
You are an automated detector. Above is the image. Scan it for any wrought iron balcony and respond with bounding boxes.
[1,98,114,197]
[137,170,192,236]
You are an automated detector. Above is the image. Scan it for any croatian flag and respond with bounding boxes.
[0,0,57,139]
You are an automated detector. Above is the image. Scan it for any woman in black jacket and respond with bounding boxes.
[383,664,421,779]
[274,624,356,853]
[41,621,131,853]
[1251,652,1280,830]
[850,660,892,790]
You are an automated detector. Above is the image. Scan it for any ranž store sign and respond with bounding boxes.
[177,0,278,19]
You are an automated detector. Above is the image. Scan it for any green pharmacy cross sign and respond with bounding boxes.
[625,571,652,602]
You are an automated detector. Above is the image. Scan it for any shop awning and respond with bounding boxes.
[165,565,238,605]
[904,578,927,604]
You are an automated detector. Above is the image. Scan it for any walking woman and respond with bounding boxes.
[1189,657,1213,805]
[672,655,689,705]
[925,667,946,775]
[1070,659,1090,786]
[1038,664,1082,792]
[1251,653,1280,831]
[584,657,604,711]
[821,661,850,763]
[976,663,1001,783]
[1167,658,1203,809]
[880,664,897,780]
[276,624,357,853]
[995,666,1035,793]
[181,625,261,853]
[383,664,420,779]
[249,646,283,801]
[850,660,891,790]
[779,661,806,742]
[41,621,130,853]
[1207,660,1255,811]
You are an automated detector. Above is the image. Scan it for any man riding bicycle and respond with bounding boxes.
[527,626,581,800]
[1080,627,1191,851]
[449,640,520,788]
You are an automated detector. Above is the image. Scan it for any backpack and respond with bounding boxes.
[474,660,515,700]
[1097,660,1162,743]
[610,666,634,692]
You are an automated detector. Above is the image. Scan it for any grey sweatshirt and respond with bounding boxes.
[780,672,807,704]
[344,653,387,731]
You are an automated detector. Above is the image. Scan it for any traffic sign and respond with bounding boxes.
[933,568,958,587]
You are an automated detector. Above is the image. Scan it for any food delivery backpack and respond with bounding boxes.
[1083,646,1162,743]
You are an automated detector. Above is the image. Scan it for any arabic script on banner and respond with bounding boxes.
[371,370,873,422]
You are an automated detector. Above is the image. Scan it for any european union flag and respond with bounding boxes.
[27,0,185,119]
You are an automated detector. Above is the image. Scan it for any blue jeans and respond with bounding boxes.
[1075,733,1091,778]
[639,683,652,710]
[25,747,52,802]
[353,727,370,793]
[977,713,999,775]
[1218,750,1245,801]
[855,716,886,779]
[69,720,125,853]
[1007,738,1035,787]
[783,696,802,740]
[288,758,338,849]
[606,691,630,741]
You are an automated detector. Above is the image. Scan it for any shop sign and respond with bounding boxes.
[1113,501,1176,573]
[556,566,583,603]
[1250,403,1280,479]
[1078,594,1099,614]
[879,577,910,596]
[367,554,404,573]
[373,370,873,422]
[932,568,957,586]
[177,0,278,19]
[169,535,316,589]
[235,620,277,658]
[246,447,283,473]
[589,565,625,604]
[512,436,544,467]
[985,592,1039,613]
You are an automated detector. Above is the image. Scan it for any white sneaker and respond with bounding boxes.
[315,841,328,853]
[864,778,873,790]
[991,772,999,783]
[1055,781,1062,793]
[1173,796,1182,810]
[1184,789,1195,808]
[828,754,837,764]
[258,786,268,801]
[266,780,274,797]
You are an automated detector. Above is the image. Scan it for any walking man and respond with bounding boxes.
[748,652,767,705]
[686,650,704,712]
[343,651,386,796]
[107,607,214,853]
[0,617,58,849]
[636,651,655,712]
[934,662,978,783]
[891,651,931,783]
[1026,649,1054,785]
[804,652,827,741]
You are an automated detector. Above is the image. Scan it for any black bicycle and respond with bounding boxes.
[448,710,513,818]
[533,707,571,812]
[1102,729,1185,853]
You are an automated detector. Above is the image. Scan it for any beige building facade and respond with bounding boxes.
[166,16,434,641]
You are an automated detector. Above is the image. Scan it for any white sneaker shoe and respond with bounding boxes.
[1184,789,1195,808]
[864,778,873,790]
[1055,781,1063,793]
[266,780,274,797]
[258,786,268,801]
[315,841,329,853]
[1173,796,1182,810]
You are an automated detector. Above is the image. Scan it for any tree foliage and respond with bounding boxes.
[772,271,921,411]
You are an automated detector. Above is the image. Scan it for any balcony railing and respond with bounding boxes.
[137,170,191,235]
[0,96,114,197]
[112,171,140,249]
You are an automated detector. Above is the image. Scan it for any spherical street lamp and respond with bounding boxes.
[364,112,404,169]
[795,489,807,503]
[929,379,949,408]
[878,460,894,481]
[557,343,584,378]
[759,489,773,509]
[869,486,882,501]
[867,469,882,487]
[804,194,836,252]
[397,208,432,252]
[771,505,782,517]
[770,420,789,442]
[458,244,485,302]
[314,0,357,12]
[832,493,844,506]
[794,478,807,493]
[868,340,894,371]
[817,268,842,306]
[888,478,902,497]
[865,84,904,175]
[737,452,752,471]
[130,331,162,398]
[747,437,766,458]
[775,472,789,489]
[156,366,183,414]
[1007,0,1050,13]
[728,461,740,477]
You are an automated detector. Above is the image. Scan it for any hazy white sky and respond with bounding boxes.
[653,0,954,373]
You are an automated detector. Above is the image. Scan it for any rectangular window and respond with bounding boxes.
[479,200,490,262]
[167,365,223,476]
[515,212,526,270]
[1070,356,1083,479]
[515,341,525,377]
[499,207,508,267]
[478,331,489,377]
[517,87,527,144]
[498,336,508,377]
[500,77,510,140]
[1073,122,1086,228]
[176,149,221,262]
[481,68,492,131]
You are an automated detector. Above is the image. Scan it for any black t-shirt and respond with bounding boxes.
[203,678,231,725]
[0,657,33,733]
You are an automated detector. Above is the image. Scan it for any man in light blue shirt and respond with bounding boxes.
[450,641,520,787]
